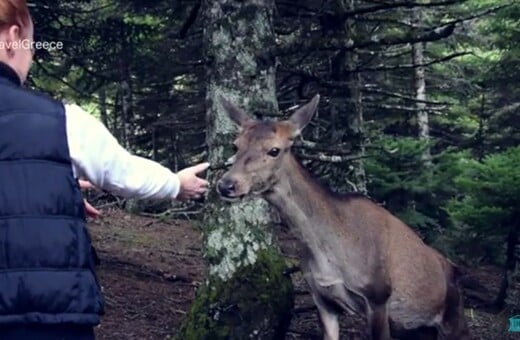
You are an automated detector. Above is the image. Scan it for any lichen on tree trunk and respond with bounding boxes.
[177,1,294,339]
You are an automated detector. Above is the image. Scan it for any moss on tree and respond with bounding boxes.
[176,249,294,340]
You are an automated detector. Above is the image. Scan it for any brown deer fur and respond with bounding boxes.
[216,94,470,340]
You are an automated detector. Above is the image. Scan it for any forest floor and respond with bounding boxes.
[88,208,519,340]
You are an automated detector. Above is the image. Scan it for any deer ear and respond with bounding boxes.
[288,94,320,137]
[219,96,252,127]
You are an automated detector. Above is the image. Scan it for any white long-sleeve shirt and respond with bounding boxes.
[65,104,181,200]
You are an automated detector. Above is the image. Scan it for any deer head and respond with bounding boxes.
[216,94,320,201]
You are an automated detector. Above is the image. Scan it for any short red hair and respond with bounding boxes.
[0,0,31,33]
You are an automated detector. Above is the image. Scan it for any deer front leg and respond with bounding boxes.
[311,293,340,340]
[301,251,340,340]
[367,303,391,340]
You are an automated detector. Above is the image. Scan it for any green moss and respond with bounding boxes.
[176,249,294,340]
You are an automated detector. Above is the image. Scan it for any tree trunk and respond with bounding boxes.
[327,0,367,194]
[152,127,158,161]
[412,6,432,167]
[120,78,132,151]
[177,1,294,339]
[345,0,367,194]
[475,93,486,162]
[495,216,519,311]
[99,87,108,128]
[120,76,140,213]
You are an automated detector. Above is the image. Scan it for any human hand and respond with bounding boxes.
[79,180,101,218]
[83,199,101,218]
[176,162,210,201]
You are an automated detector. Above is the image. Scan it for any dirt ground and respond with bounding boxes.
[87,208,519,340]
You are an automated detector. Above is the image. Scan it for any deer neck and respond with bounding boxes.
[265,153,334,244]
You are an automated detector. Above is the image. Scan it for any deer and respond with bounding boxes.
[215,94,470,340]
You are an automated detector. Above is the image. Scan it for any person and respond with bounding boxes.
[0,0,209,339]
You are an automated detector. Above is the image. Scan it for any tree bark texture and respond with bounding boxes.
[328,0,367,194]
[178,1,294,339]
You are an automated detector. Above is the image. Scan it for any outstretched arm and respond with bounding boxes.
[65,104,209,201]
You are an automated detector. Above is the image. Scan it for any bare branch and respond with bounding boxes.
[365,103,446,113]
[362,88,453,106]
[31,59,90,97]
[279,52,468,91]
[277,0,464,19]
[356,51,470,73]
[178,0,202,39]
[299,152,370,163]
[264,24,456,58]
[28,2,115,14]
[332,0,465,20]
[440,2,515,27]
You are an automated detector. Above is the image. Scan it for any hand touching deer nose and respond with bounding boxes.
[176,162,211,201]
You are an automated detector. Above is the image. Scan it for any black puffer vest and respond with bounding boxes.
[0,62,104,326]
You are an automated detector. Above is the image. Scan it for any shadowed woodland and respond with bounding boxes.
[26,0,519,339]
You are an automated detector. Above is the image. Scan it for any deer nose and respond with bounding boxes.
[217,178,236,197]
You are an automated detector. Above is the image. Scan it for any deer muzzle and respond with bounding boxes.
[217,177,238,199]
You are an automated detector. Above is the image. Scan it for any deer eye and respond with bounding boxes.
[267,148,280,157]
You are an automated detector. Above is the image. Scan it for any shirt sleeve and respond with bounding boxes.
[64,103,181,200]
